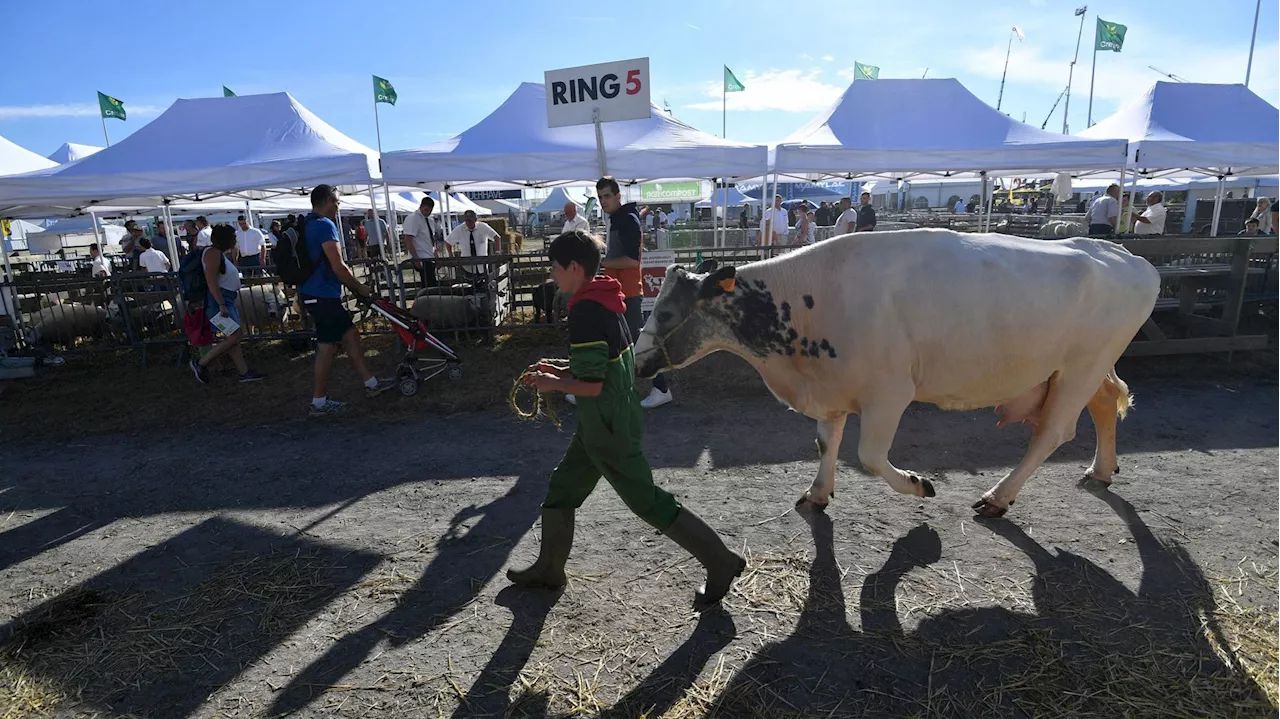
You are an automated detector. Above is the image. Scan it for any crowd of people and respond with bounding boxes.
[756,192,878,246]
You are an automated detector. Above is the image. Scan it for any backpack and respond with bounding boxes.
[272,218,319,286]
[178,247,209,303]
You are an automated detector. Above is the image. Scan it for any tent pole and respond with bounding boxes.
[592,108,609,177]
[1123,171,1139,232]
[0,221,24,348]
[162,201,179,273]
[89,210,101,247]
[1210,176,1225,237]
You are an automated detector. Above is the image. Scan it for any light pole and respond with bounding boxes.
[1062,6,1087,134]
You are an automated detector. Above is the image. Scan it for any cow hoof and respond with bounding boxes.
[795,495,829,513]
[907,473,936,498]
[971,497,1009,518]
[1083,466,1115,485]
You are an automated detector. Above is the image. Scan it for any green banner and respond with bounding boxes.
[373,75,397,105]
[724,66,745,93]
[1096,18,1127,52]
[98,91,126,121]
[854,62,880,80]
[640,181,703,202]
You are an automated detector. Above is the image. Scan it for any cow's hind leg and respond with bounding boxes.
[1085,370,1131,484]
[973,368,1106,517]
[856,390,936,500]
[797,414,847,512]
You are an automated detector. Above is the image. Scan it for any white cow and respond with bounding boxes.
[634,229,1160,517]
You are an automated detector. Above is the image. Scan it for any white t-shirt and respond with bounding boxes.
[446,222,500,258]
[1133,203,1167,235]
[401,210,436,259]
[562,214,590,234]
[138,247,170,273]
[1086,195,1119,226]
[90,255,111,277]
[761,207,789,235]
[954,200,965,214]
[833,209,859,234]
[236,226,266,255]
[196,226,212,247]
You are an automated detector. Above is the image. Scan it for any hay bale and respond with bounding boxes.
[480,217,509,236]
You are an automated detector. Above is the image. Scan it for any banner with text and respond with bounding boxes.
[545,57,651,128]
[640,181,704,202]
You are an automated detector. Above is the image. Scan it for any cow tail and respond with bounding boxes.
[1106,370,1133,420]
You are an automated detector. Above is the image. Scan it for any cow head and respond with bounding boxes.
[634,259,736,378]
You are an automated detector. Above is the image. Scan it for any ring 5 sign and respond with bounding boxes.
[545,58,651,129]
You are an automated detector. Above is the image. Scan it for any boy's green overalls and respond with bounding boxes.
[507,277,746,608]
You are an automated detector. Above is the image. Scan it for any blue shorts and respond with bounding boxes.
[208,288,241,335]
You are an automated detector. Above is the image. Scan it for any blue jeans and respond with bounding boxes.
[625,296,668,393]
[208,288,241,335]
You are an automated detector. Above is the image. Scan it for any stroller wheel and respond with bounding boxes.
[399,379,419,396]
[447,365,464,381]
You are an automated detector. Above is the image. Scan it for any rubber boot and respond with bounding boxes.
[663,507,747,608]
[507,508,575,588]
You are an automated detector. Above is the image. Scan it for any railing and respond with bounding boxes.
[2,236,1276,359]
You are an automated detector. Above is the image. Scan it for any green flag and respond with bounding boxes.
[223,86,236,97]
[854,62,880,80]
[724,66,745,93]
[1095,17,1127,52]
[98,91,126,121]
[373,75,397,105]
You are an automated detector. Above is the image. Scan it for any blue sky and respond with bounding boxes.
[1,0,1276,157]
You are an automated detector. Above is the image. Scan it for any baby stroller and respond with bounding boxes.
[366,297,463,396]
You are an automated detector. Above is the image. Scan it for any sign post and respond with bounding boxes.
[545,57,651,178]
[640,249,676,314]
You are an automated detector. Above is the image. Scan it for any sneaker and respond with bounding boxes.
[309,399,347,416]
[365,377,396,397]
[640,387,673,409]
[565,394,577,406]
[238,371,267,383]
[189,359,210,385]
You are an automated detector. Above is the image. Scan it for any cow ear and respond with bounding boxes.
[693,258,719,274]
[697,265,737,299]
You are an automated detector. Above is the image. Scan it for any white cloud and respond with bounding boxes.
[822,55,835,63]
[0,103,163,119]
[686,69,843,112]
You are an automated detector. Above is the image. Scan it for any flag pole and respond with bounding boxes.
[1063,7,1087,134]
[997,28,1015,111]
[100,114,111,148]
[1086,20,1098,127]
[1245,0,1261,86]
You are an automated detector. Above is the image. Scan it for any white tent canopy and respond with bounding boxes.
[46,142,104,164]
[1078,82,1279,176]
[532,187,592,214]
[775,78,1129,179]
[1,134,57,176]
[382,82,768,188]
[0,92,379,211]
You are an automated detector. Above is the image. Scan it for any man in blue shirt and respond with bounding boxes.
[299,184,394,415]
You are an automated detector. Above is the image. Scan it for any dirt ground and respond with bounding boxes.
[1,344,1277,718]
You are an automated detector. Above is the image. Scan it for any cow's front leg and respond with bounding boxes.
[857,392,936,499]
[796,414,847,512]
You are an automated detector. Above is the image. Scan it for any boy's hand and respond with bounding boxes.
[529,361,569,377]
[522,371,561,393]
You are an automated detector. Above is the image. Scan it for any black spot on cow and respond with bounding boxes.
[709,277,837,361]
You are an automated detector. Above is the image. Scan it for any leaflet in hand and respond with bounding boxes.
[209,313,240,336]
